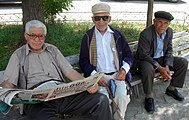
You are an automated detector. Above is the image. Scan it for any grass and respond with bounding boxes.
[0,21,188,70]
[0,25,22,71]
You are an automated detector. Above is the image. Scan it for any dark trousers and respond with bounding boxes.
[136,57,188,95]
[24,91,113,120]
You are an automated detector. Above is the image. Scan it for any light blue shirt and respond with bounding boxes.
[153,32,166,58]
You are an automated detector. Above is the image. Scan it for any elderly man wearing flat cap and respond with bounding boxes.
[132,11,188,114]
[79,3,133,120]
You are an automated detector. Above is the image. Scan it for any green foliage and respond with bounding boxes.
[111,22,145,42]
[0,25,22,70]
[0,22,188,70]
[170,22,189,33]
[44,0,72,23]
[46,22,93,56]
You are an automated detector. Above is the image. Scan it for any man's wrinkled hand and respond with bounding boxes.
[98,77,108,86]
[115,68,126,81]
[158,66,172,80]
[87,84,98,94]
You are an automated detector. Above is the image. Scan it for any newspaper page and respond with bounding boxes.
[0,90,22,106]
[0,89,23,114]
[0,73,103,114]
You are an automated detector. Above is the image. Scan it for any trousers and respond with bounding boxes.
[138,56,188,94]
[24,91,113,120]
[98,73,130,120]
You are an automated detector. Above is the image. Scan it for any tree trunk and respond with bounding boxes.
[146,0,154,28]
[21,0,45,44]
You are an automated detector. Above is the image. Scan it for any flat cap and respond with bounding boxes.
[92,3,110,14]
[154,11,174,21]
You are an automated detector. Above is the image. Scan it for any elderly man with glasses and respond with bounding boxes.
[0,20,113,120]
[79,3,133,120]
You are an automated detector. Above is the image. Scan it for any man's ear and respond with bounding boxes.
[92,17,95,23]
[153,19,156,24]
[24,33,29,42]
[108,16,111,22]
[24,33,27,38]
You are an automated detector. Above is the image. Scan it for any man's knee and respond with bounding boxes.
[140,61,155,74]
[175,57,188,69]
[92,93,110,105]
[182,58,188,67]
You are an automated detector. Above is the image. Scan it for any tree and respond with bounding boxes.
[146,0,154,28]
[44,0,72,23]
[22,0,45,30]
[21,0,45,44]
[21,0,72,44]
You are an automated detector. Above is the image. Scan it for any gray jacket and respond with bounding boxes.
[135,25,173,69]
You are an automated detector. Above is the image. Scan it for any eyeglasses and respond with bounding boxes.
[26,33,45,40]
[93,16,109,21]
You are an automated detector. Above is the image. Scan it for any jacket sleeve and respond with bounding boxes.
[119,32,133,67]
[79,34,96,77]
[136,29,161,69]
[164,28,174,67]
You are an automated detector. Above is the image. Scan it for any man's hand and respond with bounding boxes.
[157,66,172,80]
[87,84,98,94]
[115,68,126,81]
[0,80,16,88]
[98,76,108,87]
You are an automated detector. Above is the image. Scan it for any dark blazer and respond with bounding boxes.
[135,25,174,69]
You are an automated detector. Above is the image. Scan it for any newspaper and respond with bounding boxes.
[0,72,103,115]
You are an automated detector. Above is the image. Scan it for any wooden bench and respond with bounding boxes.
[0,31,189,119]
[1,31,188,97]
[66,31,189,97]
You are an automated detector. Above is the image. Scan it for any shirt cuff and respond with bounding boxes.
[90,70,97,76]
[122,61,130,74]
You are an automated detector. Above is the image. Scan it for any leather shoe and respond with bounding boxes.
[144,98,155,114]
[165,88,184,101]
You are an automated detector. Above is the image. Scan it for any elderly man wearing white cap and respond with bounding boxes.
[79,3,133,120]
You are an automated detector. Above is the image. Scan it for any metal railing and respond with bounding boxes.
[0,11,189,25]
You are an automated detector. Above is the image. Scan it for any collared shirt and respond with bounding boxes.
[91,26,130,75]
[3,43,72,89]
[95,26,117,73]
[154,32,166,58]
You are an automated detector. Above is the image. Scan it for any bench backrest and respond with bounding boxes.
[129,31,189,54]
[66,31,189,67]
